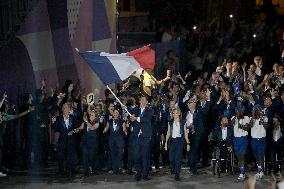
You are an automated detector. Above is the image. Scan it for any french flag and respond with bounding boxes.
[78,46,155,85]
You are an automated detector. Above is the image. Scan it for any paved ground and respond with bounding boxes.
[0,166,272,189]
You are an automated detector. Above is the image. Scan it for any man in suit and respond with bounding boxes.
[198,88,212,167]
[130,96,153,181]
[184,96,206,176]
[52,102,79,177]
[212,116,233,161]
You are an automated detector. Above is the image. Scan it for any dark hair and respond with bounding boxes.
[22,93,32,105]
[62,80,73,93]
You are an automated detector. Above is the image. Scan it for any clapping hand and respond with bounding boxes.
[185,71,191,79]
[130,114,137,121]
[206,88,211,98]
[176,72,182,79]
[29,106,35,112]
[186,144,190,151]
[241,62,247,71]
[3,92,7,99]
[51,116,57,124]
[83,114,88,123]
[58,93,66,98]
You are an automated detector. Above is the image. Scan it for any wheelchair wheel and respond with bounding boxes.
[230,152,235,175]
[212,160,216,175]
[215,160,221,178]
[281,151,284,173]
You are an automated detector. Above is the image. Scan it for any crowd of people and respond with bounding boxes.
[1,10,284,189]
[0,50,283,185]
[155,12,284,79]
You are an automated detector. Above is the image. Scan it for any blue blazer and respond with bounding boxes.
[184,109,205,136]
[81,122,98,142]
[133,106,153,138]
[213,125,233,146]
[108,119,124,137]
[168,120,185,138]
[53,114,78,146]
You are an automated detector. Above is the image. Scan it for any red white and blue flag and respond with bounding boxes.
[78,46,155,85]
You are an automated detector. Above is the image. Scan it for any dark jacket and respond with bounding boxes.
[133,106,153,138]
[52,114,78,146]
[108,119,124,137]
[213,125,233,147]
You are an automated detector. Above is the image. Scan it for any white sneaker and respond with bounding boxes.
[258,172,264,179]
[238,174,245,180]
[255,173,259,180]
[0,172,6,177]
[255,172,263,180]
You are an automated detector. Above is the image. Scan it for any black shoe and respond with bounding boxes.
[174,175,180,181]
[128,170,134,175]
[170,169,175,175]
[135,174,141,181]
[143,176,151,181]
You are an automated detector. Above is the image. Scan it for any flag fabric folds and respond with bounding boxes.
[79,51,141,85]
[127,46,155,69]
[78,46,156,85]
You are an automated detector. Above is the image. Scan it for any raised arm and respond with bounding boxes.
[88,122,99,130]
[15,106,35,119]
[0,92,7,109]
[164,123,170,151]
[122,122,127,135]
[103,121,110,133]
[156,76,171,85]
[184,122,190,151]
[241,63,248,90]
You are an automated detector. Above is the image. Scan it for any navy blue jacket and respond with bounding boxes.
[184,108,205,136]
[53,114,79,146]
[108,119,124,137]
[168,120,185,138]
[213,125,233,146]
[81,122,98,144]
[133,106,153,138]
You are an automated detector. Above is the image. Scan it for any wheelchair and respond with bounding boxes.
[211,144,236,177]
[266,144,284,175]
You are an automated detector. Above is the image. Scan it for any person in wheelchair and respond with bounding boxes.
[212,116,233,173]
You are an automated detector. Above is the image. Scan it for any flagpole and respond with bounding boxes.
[106,85,131,116]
